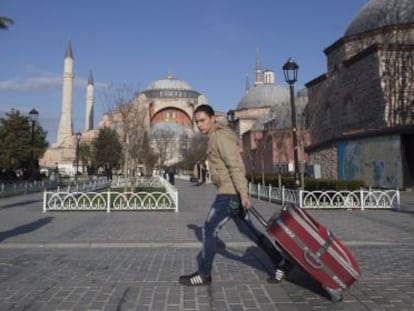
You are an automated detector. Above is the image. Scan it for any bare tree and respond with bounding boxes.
[180,132,207,171]
[100,83,147,188]
[150,127,176,169]
[138,132,158,176]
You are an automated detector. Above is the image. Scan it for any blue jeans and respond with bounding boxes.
[198,194,284,276]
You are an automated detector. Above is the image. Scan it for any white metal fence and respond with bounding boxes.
[249,183,400,210]
[43,176,178,212]
[0,180,51,198]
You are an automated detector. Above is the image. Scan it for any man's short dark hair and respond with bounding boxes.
[194,104,215,117]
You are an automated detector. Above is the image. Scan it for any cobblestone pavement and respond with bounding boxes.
[0,181,413,311]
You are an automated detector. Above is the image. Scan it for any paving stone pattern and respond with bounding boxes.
[0,180,413,310]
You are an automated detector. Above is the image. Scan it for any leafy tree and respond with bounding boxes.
[0,16,14,30]
[91,127,122,171]
[0,109,48,176]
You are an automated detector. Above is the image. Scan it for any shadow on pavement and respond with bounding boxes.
[0,199,43,210]
[187,223,334,300]
[187,224,273,276]
[0,217,54,242]
[286,266,331,300]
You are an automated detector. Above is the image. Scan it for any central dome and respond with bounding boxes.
[345,0,414,37]
[237,84,290,109]
[145,74,194,91]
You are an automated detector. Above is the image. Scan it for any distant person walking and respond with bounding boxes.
[179,104,292,286]
[167,166,176,185]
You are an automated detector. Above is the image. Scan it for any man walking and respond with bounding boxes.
[179,104,292,286]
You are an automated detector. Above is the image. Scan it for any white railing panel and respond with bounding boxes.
[43,189,178,212]
[248,182,399,210]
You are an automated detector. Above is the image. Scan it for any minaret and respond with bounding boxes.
[85,71,94,131]
[56,40,74,145]
[254,48,263,87]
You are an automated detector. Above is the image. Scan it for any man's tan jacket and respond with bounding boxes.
[206,122,248,198]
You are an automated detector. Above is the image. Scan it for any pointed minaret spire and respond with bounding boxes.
[245,73,250,94]
[56,40,74,145]
[87,70,94,85]
[65,40,73,59]
[85,71,94,131]
[254,48,263,87]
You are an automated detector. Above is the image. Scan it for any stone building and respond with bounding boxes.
[40,41,96,176]
[305,0,414,189]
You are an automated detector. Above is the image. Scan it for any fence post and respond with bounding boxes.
[360,189,365,211]
[107,191,111,213]
[299,190,303,208]
[258,183,261,200]
[43,191,47,212]
[282,186,285,206]
[269,184,272,202]
[396,189,400,210]
[175,190,179,212]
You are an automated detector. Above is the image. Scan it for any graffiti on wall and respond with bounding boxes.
[337,135,402,188]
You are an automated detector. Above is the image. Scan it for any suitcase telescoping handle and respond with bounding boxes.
[248,206,269,228]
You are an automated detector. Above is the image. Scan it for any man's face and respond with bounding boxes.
[195,111,215,134]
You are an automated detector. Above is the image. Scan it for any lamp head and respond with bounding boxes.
[29,108,39,122]
[283,58,299,85]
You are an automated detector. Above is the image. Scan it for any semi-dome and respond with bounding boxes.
[237,84,290,109]
[145,74,194,91]
[345,0,414,37]
[150,121,187,137]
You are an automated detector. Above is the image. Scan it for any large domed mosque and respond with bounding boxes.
[99,73,212,170]
[227,49,308,139]
[305,0,414,189]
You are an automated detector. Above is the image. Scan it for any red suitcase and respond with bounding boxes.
[250,203,361,302]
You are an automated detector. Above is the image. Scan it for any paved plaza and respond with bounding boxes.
[0,180,413,311]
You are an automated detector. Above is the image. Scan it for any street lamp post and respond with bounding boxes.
[283,58,300,189]
[29,108,39,180]
[75,132,82,182]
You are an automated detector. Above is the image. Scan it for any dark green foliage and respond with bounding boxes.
[248,173,365,191]
[0,109,48,173]
[92,127,122,169]
[0,16,14,30]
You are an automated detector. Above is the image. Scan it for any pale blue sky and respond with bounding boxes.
[0,0,367,143]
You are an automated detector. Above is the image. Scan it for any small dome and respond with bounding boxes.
[345,0,414,37]
[237,84,290,109]
[145,74,194,91]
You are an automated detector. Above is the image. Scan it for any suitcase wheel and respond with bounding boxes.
[324,287,344,303]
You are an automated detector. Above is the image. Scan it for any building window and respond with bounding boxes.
[274,163,289,174]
